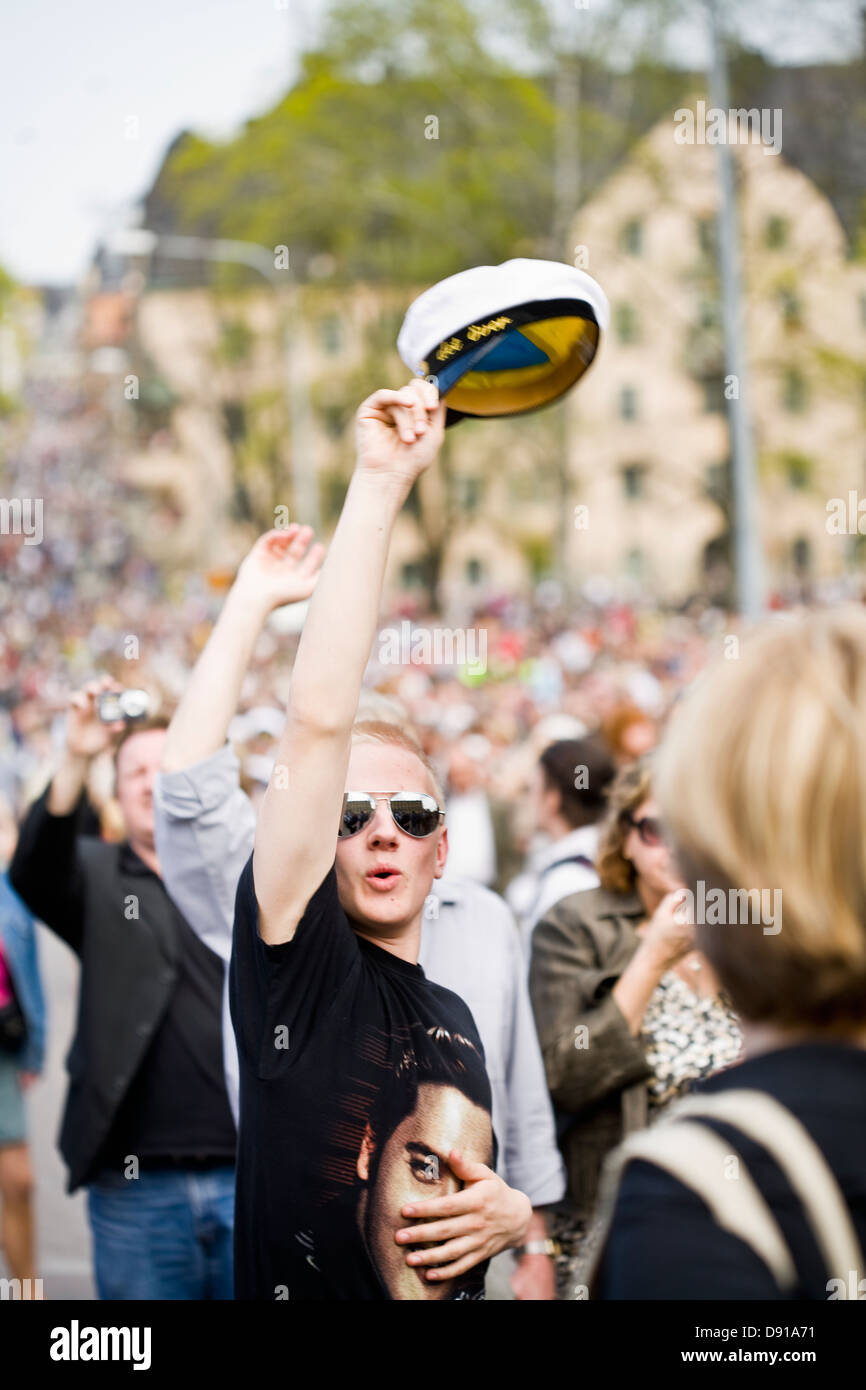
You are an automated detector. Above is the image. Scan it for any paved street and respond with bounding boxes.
[7,925,95,1299]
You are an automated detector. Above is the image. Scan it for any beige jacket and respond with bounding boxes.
[529,886,653,1220]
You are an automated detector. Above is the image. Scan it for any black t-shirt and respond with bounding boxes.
[92,847,237,1176]
[598,1042,866,1299]
[229,855,496,1301]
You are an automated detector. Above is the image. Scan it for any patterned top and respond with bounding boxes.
[640,970,743,1110]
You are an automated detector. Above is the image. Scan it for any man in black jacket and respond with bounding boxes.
[10,677,236,1299]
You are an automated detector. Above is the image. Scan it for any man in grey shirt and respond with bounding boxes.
[154,525,564,1299]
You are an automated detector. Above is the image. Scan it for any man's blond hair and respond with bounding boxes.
[351,719,445,808]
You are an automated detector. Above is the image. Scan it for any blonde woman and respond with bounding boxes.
[529,760,741,1295]
[595,608,866,1299]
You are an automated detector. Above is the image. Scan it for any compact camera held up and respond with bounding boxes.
[96,689,149,724]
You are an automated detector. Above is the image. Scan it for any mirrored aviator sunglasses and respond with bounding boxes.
[339,792,444,840]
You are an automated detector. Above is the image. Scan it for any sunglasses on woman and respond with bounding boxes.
[339,791,445,840]
[624,813,665,848]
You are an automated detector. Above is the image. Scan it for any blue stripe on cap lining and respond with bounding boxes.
[433,329,550,392]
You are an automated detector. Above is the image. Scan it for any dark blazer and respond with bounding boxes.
[10,788,184,1192]
[529,885,653,1220]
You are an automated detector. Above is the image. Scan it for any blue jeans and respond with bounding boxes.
[87,1165,235,1300]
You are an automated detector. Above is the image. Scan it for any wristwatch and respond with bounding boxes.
[516,1238,560,1257]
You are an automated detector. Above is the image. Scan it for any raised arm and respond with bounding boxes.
[253,379,444,944]
[155,526,324,955]
[10,677,125,953]
[529,906,652,1114]
[160,524,324,774]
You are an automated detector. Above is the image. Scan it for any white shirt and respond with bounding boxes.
[507,824,600,952]
[439,789,497,887]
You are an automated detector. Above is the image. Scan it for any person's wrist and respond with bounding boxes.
[350,465,414,514]
[638,933,676,974]
[224,580,273,626]
[60,747,93,772]
[515,1238,559,1259]
[510,1190,533,1248]
[48,752,91,814]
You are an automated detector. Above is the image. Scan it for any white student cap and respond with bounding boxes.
[397,258,609,425]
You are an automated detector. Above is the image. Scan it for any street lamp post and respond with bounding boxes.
[108,228,320,533]
[706,0,764,620]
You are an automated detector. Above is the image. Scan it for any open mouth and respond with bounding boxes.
[365,868,401,891]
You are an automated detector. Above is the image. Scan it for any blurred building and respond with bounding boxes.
[104,114,866,605]
[567,113,866,602]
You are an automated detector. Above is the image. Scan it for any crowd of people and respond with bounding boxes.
[1,375,864,1302]
[0,391,723,867]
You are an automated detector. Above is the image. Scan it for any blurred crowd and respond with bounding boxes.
[5,374,866,897]
[0,379,727,873]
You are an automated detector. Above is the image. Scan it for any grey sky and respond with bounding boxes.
[1,0,862,288]
[1,0,318,286]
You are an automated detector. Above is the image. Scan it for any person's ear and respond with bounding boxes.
[433,825,448,879]
[538,777,558,823]
[357,1122,375,1182]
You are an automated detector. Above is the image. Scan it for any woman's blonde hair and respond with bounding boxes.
[596,759,653,894]
[351,719,446,808]
[656,606,866,1031]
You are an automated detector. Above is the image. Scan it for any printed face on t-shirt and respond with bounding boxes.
[335,742,447,940]
[358,1081,494,1301]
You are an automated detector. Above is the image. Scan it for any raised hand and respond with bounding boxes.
[64,676,127,761]
[354,378,445,494]
[643,887,696,968]
[234,525,325,615]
